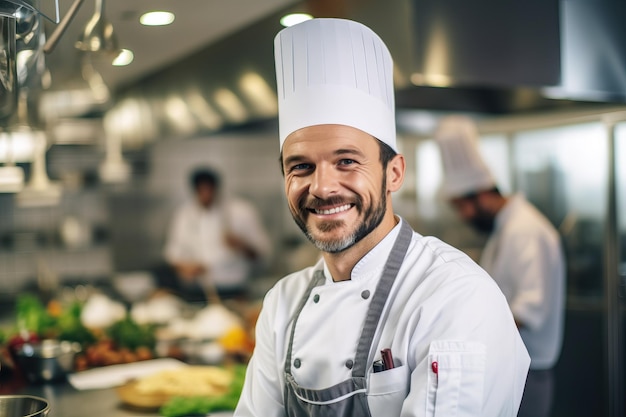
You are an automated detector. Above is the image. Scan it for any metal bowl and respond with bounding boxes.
[14,340,82,383]
[0,395,50,417]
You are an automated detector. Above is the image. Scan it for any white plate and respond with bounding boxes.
[68,357,187,390]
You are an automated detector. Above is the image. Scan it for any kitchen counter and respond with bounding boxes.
[4,375,235,417]
[18,382,149,417]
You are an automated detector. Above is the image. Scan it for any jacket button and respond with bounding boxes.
[313,294,320,303]
[294,358,301,368]
[361,290,370,299]
[345,359,354,369]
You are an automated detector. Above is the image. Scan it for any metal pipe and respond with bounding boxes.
[43,0,85,54]
[603,118,623,417]
[0,16,17,126]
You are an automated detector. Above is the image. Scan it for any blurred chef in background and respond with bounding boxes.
[163,166,272,301]
[435,115,566,417]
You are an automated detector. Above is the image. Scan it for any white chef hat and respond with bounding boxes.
[274,18,396,151]
[434,115,496,198]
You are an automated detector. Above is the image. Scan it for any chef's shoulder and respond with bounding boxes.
[407,234,503,296]
[258,261,323,318]
[404,235,517,339]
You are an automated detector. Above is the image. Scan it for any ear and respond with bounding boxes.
[386,154,405,192]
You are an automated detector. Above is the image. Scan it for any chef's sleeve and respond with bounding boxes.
[234,287,286,417]
[506,233,559,331]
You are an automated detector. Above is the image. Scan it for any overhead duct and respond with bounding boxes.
[105,0,622,145]
[545,0,626,102]
[410,0,561,89]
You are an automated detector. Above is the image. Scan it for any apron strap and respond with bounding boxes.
[352,220,413,377]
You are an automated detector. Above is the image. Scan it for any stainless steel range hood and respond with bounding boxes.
[99,0,625,145]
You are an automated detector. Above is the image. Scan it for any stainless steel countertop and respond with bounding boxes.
[14,380,235,417]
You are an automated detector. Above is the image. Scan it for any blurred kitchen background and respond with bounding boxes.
[1,0,626,416]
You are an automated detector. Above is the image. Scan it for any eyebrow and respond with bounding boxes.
[283,147,366,167]
[334,147,366,158]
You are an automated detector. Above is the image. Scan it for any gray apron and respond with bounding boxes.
[283,221,413,417]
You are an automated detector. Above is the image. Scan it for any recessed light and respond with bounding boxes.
[140,11,175,26]
[113,49,134,66]
[280,13,313,27]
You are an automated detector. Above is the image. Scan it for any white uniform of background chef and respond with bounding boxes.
[234,18,529,417]
[435,116,566,417]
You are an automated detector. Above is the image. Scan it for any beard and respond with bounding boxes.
[290,178,388,254]
[469,202,495,234]
[470,215,495,234]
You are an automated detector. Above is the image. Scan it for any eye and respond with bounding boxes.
[338,159,356,166]
[289,163,312,173]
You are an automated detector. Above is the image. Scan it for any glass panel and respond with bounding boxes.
[513,122,608,417]
[513,123,608,301]
[616,122,626,280]
[616,121,626,415]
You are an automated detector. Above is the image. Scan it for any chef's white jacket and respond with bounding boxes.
[480,194,566,370]
[163,198,272,290]
[235,218,530,417]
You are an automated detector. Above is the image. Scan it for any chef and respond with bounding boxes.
[234,18,530,417]
[434,115,566,417]
[163,167,272,301]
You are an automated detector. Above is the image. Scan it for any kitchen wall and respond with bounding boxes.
[0,120,427,302]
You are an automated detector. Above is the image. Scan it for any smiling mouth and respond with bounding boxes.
[310,203,354,215]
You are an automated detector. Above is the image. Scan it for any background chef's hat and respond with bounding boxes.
[434,115,496,198]
[274,18,396,151]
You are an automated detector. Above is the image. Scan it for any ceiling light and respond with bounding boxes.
[213,88,247,123]
[280,13,313,27]
[140,11,174,26]
[239,72,277,117]
[113,48,133,66]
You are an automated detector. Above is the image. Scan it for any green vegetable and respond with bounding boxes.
[15,294,55,336]
[55,301,96,346]
[107,315,156,350]
[159,364,247,417]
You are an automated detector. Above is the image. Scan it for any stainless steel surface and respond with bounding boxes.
[604,119,624,417]
[15,381,233,417]
[0,395,49,417]
[411,0,561,88]
[73,0,117,55]
[14,341,82,384]
[0,16,17,124]
[18,383,148,417]
[43,0,84,54]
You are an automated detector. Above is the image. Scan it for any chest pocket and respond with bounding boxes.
[426,341,486,417]
[367,364,410,417]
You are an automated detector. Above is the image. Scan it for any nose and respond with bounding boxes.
[309,164,339,199]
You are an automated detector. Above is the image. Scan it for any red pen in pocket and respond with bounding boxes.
[381,348,395,370]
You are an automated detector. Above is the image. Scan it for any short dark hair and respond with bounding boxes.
[458,186,501,200]
[278,138,398,175]
[190,167,221,190]
[378,139,397,169]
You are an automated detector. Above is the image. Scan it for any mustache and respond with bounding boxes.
[299,195,358,211]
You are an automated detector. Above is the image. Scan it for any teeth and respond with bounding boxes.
[315,204,351,215]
